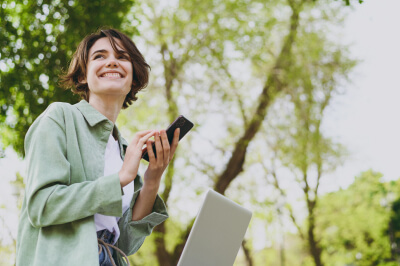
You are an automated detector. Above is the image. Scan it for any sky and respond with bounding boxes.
[1,0,400,247]
[320,0,400,193]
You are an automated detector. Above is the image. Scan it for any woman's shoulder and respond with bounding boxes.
[28,102,80,132]
[45,101,74,115]
[24,103,69,146]
[39,101,83,122]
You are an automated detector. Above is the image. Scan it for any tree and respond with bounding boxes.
[317,170,399,266]
[259,51,355,265]
[117,0,358,265]
[120,0,302,263]
[388,191,400,263]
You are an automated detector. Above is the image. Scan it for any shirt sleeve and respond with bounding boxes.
[115,175,168,259]
[24,110,123,228]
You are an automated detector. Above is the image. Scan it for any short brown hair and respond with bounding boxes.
[60,28,150,109]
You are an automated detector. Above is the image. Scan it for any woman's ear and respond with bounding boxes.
[78,75,87,84]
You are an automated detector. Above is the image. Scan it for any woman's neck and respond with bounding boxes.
[88,95,124,124]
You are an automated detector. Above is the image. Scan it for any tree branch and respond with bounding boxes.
[214,1,303,194]
[262,159,306,240]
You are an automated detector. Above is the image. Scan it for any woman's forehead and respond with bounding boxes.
[89,37,126,54]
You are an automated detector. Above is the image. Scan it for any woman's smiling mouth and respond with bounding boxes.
[100,72,123,78]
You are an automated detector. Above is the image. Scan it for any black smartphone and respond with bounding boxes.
[141,115,194,161]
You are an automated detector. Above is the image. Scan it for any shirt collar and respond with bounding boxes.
[114,126,129,149]
[74,100,128,151]
[74,100,110,127]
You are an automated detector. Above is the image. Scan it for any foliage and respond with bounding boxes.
[0,0,136,156]
[317,170,399,266]
[389,197,400,262]
[244,1,356,265]
[118,0,360,265]
[335,0,364,5]
[118,0,296,264]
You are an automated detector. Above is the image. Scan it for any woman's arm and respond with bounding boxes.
[119,129,179,221]
[25,110,123,228]
[115,175,168,257]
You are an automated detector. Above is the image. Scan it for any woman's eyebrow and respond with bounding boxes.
[91,49,107,56]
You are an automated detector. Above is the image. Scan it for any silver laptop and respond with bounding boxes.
[177,189,252,266]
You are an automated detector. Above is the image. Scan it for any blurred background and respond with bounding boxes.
[1,0,400,265]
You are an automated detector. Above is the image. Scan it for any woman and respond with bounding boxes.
[16,28,179,266]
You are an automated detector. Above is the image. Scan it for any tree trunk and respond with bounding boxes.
[280,240,286,266]
[154,223,174,266]
[307,206,323,266]
[242,239,254,266]
[154,41,181,266]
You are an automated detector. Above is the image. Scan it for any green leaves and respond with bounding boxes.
[317,170,397,265]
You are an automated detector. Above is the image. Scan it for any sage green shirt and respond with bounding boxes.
[16,100,168,265]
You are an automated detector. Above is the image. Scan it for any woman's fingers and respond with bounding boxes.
[120,130,156,185]
[132,130,153,141]
[136,131,156,148]
[160,130,170,165]
[141,140,154,156]
[154,131,163,164]
[146,128,180,169]
[147,139,156,163]
[147,131,161,165]
[169,128,180,158]
[130,130,155,148]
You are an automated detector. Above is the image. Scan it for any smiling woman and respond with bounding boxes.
[16,28,180,266]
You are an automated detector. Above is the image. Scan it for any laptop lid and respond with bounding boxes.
[177,189,252,266]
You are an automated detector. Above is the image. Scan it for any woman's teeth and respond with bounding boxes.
[102,73,121,78]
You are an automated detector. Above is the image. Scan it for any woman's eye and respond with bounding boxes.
[94,54,104,59]
[118,55,128,60]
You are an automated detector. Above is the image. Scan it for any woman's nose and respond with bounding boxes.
[106,58,118,67]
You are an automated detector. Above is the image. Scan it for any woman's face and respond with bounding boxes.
[83,37,133,103]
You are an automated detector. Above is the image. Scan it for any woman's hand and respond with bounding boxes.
[129,128,179,221]
[118,128,180,189]
[118,130,156,187]
[143,128,180,189]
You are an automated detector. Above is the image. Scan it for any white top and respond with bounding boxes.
[94,134,134,245]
